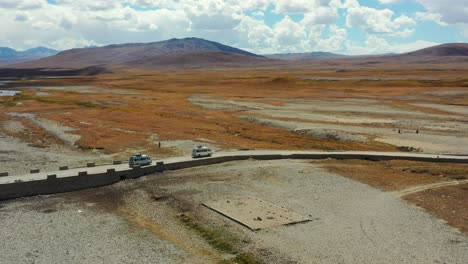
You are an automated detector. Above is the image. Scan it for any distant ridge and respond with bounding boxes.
[0,47,59,65]
[16,38,267,69]
[8,40,468,70]
[403,43,468,57]
[265,43,468,61]
[265,51,348,61]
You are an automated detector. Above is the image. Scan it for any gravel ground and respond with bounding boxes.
[0,198,187,264]
[157,160,468,264]
[1,159,467,264]
[241,116,468,154]
[189,95,468,154]
[0,133,110,175]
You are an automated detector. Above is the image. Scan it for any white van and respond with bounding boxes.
[129,154,152,167]
[192,146,213,158]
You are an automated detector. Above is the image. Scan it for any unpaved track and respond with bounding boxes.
[393,179,468,197]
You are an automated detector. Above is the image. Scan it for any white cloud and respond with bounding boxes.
[273,16,306,48]
[124,0,179,8]
[378,0,401,5]
[415,0,468,24]
[415,12,447,26]
[345,1,415,37]
[314,25,348,52]
[15,13,30,22]
[347,35,439,55]
[275,0,310,14]
[414,0,468,37]
[184,0,243,30]
[50,37,100,50]
[0,0,463,55]
[390,28,414,38]
[235,16,275,52]
[52,0,122,11]
[0,0,46,10]
[275,0,341,21]
[236,0,273,11]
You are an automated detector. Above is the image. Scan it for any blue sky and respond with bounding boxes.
[1,0,467,54]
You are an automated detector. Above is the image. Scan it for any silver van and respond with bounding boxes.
[192,146,213,158]
[129,154,152,167]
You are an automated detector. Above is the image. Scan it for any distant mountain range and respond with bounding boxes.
[0,47,60,65]
[16,38,266,69]
[6,39,468,70]
[265,51,349,60]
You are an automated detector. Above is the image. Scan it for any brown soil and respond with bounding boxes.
[321,160,443,191]
[405,184,468,234]
[1,68,467,155]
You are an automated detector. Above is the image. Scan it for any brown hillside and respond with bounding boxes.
[14,38,267,69]
[404,43,468,57]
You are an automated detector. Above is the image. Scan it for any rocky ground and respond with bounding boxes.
[0,133,111,175]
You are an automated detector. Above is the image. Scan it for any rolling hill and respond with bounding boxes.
[16,38,268,69]
[403,43,468,57]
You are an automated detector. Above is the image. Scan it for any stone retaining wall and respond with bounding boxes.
[1,153,467,201]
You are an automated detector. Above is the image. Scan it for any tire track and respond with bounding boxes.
[393,179,468,197]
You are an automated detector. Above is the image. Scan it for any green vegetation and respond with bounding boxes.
[179,213,238,253]
[1,91,102,108]
[178,213,262,264]
[218,254,262,264]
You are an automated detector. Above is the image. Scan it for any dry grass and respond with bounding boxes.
[1,67,467,155]
[320,160,444,191]
[405,184,468,234]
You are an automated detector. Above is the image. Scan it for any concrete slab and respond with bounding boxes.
[204,197,310,231]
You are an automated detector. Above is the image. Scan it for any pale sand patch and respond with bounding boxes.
[2,120,25,133]
[242,116,468,154]
[7,113,80,146]
[18,85,140,95]
[413,103,468,115]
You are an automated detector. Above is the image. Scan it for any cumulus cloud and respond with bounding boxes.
[414,0,468,37]
[184,0,243,30]
[415,0,468,24]
[415,12,447,26]
[124,0,179,8]
[52,0,122,11]
[347,35,439,55]
[345,0,415,36]
[0,0,464,54]
[15,13,30,22]
[273,16,306,48]
[378,0,401,5]
[314,25,348,52]
[0,0,46,10]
